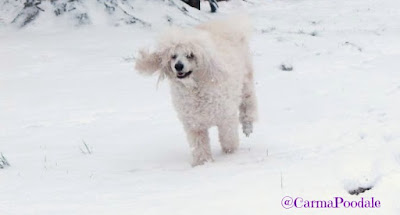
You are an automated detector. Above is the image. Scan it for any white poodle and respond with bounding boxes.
[135,16,258,166]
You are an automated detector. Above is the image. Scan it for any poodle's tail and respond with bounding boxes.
[197,14,252,45]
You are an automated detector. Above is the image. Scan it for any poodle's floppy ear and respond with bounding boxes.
[196,44,224,83]
[135,49,162,76]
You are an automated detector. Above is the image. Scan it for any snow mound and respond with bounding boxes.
[0,0,211,29]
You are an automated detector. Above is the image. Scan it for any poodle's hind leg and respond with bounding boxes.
[218,118,240,154]
[240,72,258,137]
[185,127,213,166]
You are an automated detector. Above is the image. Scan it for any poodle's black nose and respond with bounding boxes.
[175,62,184,71]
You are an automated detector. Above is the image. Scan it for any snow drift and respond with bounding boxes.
[0,0,209,29]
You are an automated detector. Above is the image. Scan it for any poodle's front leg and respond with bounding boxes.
[218,118,240,154]
[185,128,213,166]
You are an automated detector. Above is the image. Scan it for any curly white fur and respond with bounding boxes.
[135,16,258,166]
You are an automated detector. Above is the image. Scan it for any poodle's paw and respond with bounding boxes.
[242,121,253,137]
[191,155,213,167]
[222,145,238,154]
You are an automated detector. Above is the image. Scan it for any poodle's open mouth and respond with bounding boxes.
[177,71,192,79]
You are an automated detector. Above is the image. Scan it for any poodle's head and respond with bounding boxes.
[168,45,196,80]
[135,27,222,85]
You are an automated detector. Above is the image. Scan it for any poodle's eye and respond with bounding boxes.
[187,53,194,59]
[171,54,177,59]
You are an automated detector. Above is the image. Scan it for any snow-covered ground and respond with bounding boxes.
[1,0,400,214]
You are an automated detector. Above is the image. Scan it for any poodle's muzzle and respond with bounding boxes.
[175,61,192,79]
[177,70,192,79]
